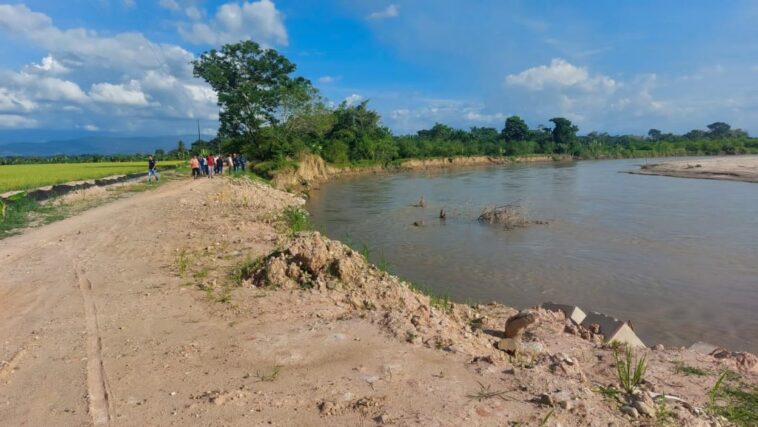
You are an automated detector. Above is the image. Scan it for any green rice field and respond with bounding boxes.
[0,161,185,193]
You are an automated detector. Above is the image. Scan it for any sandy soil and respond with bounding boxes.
[1,176,755,426]
[633,156,758,183]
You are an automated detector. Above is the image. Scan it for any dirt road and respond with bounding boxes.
[0,177,501,426]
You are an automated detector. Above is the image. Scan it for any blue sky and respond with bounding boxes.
[1,0,757,139]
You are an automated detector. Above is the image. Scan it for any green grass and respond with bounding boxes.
[376,255,391,273]
[539,410,554,427]
[359,243,370,260]
[176,249,190,277]
[716,386,758,425]
[407,281,453,314]
[0,160,185,193]
[707,370,758,426]
[673,360,709,376]
[655,397,676,425]
[466,381,514,402]
[230,256,262,286]
[0,192,72,238]
[612,345,647,394]
[593,384,622,403]
[256,365,282,382]
[282,206,311,234]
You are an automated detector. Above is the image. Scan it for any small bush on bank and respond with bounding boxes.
[282,206,311,234]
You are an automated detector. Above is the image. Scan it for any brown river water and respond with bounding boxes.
[306,158,758,353]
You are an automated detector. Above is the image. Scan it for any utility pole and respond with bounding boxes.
[197,120,201,142]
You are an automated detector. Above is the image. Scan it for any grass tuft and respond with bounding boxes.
[673,360,709,376]
[593,384,622,403]
[707,369,758,426]
[466,381,514,402]
[231,256,261,286]
[282,206,311,234]
[407,281,453,314]
[539,409,554,427]
[612,345,647,394]
[176,249,190,276]
[256,366,282,382]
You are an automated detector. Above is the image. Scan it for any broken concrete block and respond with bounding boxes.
[541,302,587,324]
[689,341,721,355]
[580,311,645,348]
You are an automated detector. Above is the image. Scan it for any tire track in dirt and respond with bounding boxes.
[75,266,112,426]
[0,347,26,384]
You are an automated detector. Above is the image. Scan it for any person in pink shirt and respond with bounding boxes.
[189,156,200,179]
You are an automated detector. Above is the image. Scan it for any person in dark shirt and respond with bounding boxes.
[238,154,246,172]
[147,155,159,183]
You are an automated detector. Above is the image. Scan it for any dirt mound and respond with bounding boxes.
[214,177,304,215]
[249,231,510,356]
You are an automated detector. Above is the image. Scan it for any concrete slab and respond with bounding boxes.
[689,341,721,355]
[541,303,587,324]
[581,311,646,348]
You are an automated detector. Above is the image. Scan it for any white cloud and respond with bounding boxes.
[179,0,288,47]
[318,75,340,84]
[367,4,399,20]
[123,0,136,8]
[385,98,508,133]
[0,87,36,112]
[505,58,617,93]
[24,55,69,75]
[0,4,196,80]
[464,110,505,122]
[344,94,363,106]
[83,124,99,131]
[159,0,180,10]
[0,4,220,132]
[7,72,89,103]
[185,6,203,20]
[0,4,51,34]
[0,114,38,129]
[90,82,149,106]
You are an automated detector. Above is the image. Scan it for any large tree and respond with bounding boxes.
[192,40,313,149]
[549,117,579,153]
[706,122,731,139]
[502,115,529,142]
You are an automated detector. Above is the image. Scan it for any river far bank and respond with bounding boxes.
[270,154,568,191]
[631,156,758,183]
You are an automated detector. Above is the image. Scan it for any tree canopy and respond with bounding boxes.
[502,115,529,142]
[192,40,314,146]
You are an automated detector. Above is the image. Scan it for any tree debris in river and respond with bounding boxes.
[477,204,537,230]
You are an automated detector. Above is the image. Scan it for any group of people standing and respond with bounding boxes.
[189,153,246,178]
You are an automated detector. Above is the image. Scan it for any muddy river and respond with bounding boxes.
[306,158,758,352]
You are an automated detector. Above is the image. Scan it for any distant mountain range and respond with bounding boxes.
[0,134,211,156]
